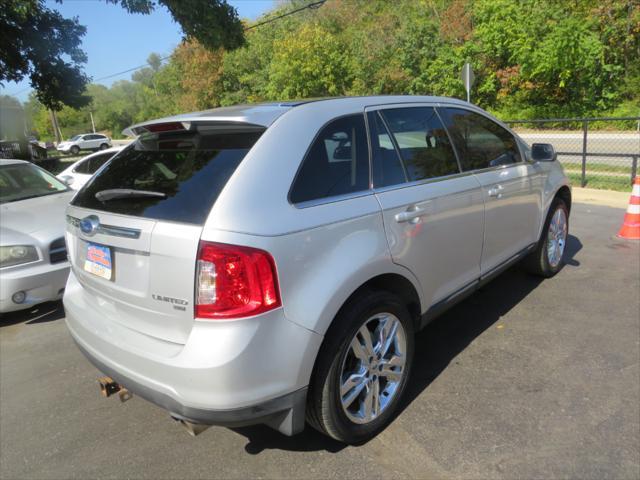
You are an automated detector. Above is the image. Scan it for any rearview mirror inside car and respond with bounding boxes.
[531,143,557,162]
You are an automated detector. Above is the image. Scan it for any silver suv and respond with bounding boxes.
[64,96,570,444]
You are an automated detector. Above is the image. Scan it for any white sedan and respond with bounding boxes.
[56,146,123,190]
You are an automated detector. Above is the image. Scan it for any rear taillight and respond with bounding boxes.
[195,241,281,319]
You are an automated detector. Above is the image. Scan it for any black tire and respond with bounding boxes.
[70,145,80,155]
[99,143,109,150]
[306,290,415,444]
[523,198,569,277]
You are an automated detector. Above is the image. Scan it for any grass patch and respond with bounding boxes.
[561,162,632,174]
[566,172,633,192]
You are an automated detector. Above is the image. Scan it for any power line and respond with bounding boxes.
[245,0,325,31]
[4,0,326,98]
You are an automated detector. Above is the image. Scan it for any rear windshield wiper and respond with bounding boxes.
[95,189,167,202]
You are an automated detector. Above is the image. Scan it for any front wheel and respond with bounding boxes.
[306,291,414,444]
[70,145,80,155]
[523,198,569,277]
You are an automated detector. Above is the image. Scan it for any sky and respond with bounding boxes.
[1,0,275,102]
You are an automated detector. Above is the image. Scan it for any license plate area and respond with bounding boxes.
[84,242,114,281]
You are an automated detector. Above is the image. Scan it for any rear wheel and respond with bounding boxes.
[524,198,569,277]
[70,145,80,155]
[99,143,109,150]
[306,291,414,444]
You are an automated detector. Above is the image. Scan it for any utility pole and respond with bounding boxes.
[90,111,96,133]
[49,110,62,144]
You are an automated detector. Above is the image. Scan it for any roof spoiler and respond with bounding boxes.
[122,120,264,138]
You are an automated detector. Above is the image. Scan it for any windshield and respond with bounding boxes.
[0,163,68,203]
[70,135,82,141]
[71,126,264,224]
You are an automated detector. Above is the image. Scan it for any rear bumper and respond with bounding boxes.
[63,270,322,435]
[74,338,308,434]
[0,261,69,313]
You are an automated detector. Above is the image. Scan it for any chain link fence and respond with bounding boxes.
[504,116,640,191]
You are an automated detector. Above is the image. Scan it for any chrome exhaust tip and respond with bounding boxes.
[171,416,211,436]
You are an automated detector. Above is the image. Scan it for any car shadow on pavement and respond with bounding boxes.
[0,300,65,327]
[234,234,583,453]
[399,234,582,427]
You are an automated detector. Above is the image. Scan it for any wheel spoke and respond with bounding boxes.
[341,373,367,407]
[350,336,369,363]
[378,317,399,357]
[363,382,375,421]
[358,325,376,358]
[371,378,380,418]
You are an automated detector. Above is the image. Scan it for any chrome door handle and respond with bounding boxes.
[488,184,504,198]
[395,207,427,224]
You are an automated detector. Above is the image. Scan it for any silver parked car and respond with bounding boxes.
[63,96,570,443]
[0,160,73,313]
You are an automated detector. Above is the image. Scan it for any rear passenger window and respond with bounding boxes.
[73,152,112,174]
[378,107,460,183]
[439,108,521,170]
[290,114,369,204]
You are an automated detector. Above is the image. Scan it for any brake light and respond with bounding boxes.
[195,242,281,319]
[144,122,188,133]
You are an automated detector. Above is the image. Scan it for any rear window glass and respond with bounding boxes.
[71,127,263,224]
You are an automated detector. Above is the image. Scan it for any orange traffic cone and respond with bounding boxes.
[617,176,640,240]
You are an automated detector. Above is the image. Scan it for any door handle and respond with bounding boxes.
[488,184,504,198]
[395,207,427,224]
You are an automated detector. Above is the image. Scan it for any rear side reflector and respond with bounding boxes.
[195,242,281,319]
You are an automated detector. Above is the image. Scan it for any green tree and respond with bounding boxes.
[266,23,353,99]
[1,0,245,110]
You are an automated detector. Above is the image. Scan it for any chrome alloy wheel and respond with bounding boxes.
[547,208,568,268]
[339,313,407,424]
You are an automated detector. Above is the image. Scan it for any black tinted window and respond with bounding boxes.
[74,152,112,174]
[290,114,369,204]
[89,152,113,173]
[72,128,263,224]
[369,111,407,187]
[439,108,521,170]
[379,107,460,182]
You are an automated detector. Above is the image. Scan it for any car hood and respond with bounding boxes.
[0,191,75,243]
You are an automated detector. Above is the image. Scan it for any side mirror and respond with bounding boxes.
[60,175,74,186]
[531,143,557,162]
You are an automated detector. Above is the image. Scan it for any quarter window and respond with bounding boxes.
[73,152,113,174]
[290,114,369,204]
[374,107,460,185]
[439,108,521,171]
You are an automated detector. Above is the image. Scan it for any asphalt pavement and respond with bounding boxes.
[1,203,639,479]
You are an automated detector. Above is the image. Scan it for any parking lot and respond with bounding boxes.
[1,202,638,479]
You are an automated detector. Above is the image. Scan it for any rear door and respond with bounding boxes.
[66,123,264,344]
[438,107,543,274]
[368,105,485,308]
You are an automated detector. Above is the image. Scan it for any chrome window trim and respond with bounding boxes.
[292,189,375,209]
[372,170,475,194]
[66,215,142,239]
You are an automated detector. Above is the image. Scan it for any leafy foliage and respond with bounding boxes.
[1,0,244,110]
[20,0,640,140]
